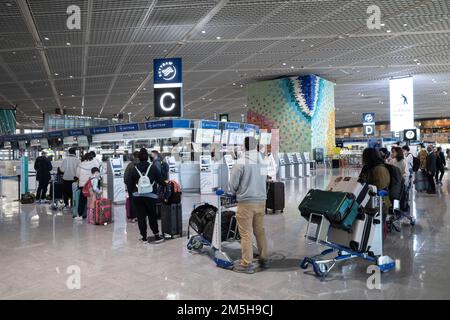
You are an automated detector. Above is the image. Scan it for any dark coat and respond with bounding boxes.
[34,156,52,181]
[426,152,437,174]
[129,159,166,194]
[436,151,446,170]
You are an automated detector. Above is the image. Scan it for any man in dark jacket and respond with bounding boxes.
[129,148,166,244]
[435,147,446,185]
[426,145,437,194]
[34,151,53,203]
[123,151,140,222]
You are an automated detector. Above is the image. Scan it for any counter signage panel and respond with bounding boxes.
[201,121,220,130]
[225,122,240,131]
[90,127,110,135]
[40,138,49,149]
[116,123,139,132]
[48,131,63,138]
[68,129,85,136]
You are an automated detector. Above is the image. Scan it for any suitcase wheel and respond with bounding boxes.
[410,218,416,226]
[300,259,309,270]
[313,262,328,278]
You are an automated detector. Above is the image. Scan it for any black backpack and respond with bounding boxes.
[412,156,420,172]
[384,164,404,200]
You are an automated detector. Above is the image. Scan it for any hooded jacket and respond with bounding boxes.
[60,154,81,181]
[76,159,98,187]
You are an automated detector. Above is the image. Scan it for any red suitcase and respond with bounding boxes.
[94,198,113,225]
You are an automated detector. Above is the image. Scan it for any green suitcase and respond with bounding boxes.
[298,189,361,231]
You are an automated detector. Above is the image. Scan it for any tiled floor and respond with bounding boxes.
[1,167,449,300]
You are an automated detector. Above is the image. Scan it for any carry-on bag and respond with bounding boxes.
[266,181,285,213]
[50,180,64,200]
[161,203,182,238]
[298,189,360,231]
[414,170,429,192]
[126,197,134,219]
[93,198,113,225]
[72,183,80,217]
[202,211,239,243]
[327,176,374,207]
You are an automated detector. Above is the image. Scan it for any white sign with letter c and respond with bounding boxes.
[160,92,176,112]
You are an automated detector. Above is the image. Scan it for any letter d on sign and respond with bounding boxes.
[366,5,381,30]
[366,265,381,290]
[66,5,81,30]
[66,265,81,290]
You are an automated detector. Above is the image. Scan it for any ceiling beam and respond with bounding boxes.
[16,0,62,110]
[81,0,94,114]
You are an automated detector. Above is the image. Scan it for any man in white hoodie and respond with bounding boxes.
[59,147,80,210]
[74,153,98,220]
[228,137,269,274]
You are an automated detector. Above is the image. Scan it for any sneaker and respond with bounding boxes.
[74,216,83,221]
[140,236,148,242]
[233,263,256,274]
[258,259,269,270]
[153,234,164,244]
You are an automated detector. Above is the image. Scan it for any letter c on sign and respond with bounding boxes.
[160,92,176,112]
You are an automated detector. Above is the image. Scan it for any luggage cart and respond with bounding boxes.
[49,173,64,211]
[300,190,395,279]
[187,189,239,269]
[387,174,416,233]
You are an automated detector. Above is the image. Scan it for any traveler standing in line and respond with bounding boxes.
[129,148,166,244]
[425,145,437,194]
[59,147,80,210]
[402,145,414,175]
[34,150,52,203]
[391,146,407,179]
[89,151,102,172]
[418,144,428,170]
[228,137,269,274]
[435,147,446,185]
[359,148,391,212]
[124,150,140,223]
[86,167,102,224]
[75,153,98,220]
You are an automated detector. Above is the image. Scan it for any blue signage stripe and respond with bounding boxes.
[172,119,190,128]
[116,123,139,132]
[225,122,241,130]
[68,129,85,136]
[201,121,220,129]
[48,131,63,138]
[90,127,110,135]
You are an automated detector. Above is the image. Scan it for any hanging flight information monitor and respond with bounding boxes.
[390,77,414,132]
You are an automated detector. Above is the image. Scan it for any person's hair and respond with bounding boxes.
[41,151,47,155]
[132,151,140,161]
[82,153,93,161]
[378,147,389,160]
[393,146,404,161]
[437,147,442,152]
[91,167,100,174]
[68,147,76,155]
[150,150,160,158]
[362,148,384,167]
[402,145,410,152]
[420,143,425,148]
[89,151,96,157]
[244,137,258,151]
[139,148,149,162]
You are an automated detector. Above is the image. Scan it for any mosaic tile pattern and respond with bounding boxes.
[247,75,335,154]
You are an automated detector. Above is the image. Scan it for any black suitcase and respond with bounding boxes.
[50,181,63,200]
[266,181,285,213]
[161,203,182,238]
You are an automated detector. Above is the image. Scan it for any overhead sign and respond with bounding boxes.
[48,131,63,138]
[90,127,110,135]
[154,58,183,118]
[145,119,190,130]
[362,113,375,125]
[225,122,240,131]
[116,123,139,132]
[390,77,414,132]
[364,125,375,136]
[68,129,85,136]
[404,129,417,141]
[201,121,220,130]
[219,114,229,122]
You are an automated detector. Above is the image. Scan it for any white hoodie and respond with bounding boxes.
[76,159,98,187]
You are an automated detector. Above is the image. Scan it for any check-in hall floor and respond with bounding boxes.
[1,167,449,300]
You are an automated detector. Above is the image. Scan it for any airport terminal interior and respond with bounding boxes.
[1,0,450,300]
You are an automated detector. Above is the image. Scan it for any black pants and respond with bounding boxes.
[127,190,137,219]
[78,187,87,218]
[435,168,445,182]
[427,172,436,192]
[36,179,50,200]
[63,180,75,206]
[134,196,159,238]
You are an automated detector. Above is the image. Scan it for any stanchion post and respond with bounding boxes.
[17,174,21,201]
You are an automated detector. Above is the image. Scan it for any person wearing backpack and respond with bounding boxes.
[34,150,53,203]
[129,148,166,244]
[425,145,437,194]
[74,153,98,220]
[359,148,391,211]
[402,145,415,175]
[84,167,102,223]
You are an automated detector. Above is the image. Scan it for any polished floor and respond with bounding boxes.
[1,167,449,300]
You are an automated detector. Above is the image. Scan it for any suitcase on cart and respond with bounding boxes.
[299,189,360,231]
[327,177,374,207]
[161,203,182,238]
[327,211,378,252]
[414,170,429,192]
[91,198,112,225]
[266,181,285,213]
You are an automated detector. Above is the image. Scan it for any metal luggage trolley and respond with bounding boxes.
[300,190,396,279]
[49,173,64,211]
[187,189,239,269]
[387,174,416,233]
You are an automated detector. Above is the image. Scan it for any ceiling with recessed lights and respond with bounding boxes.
[0,0,450,129]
